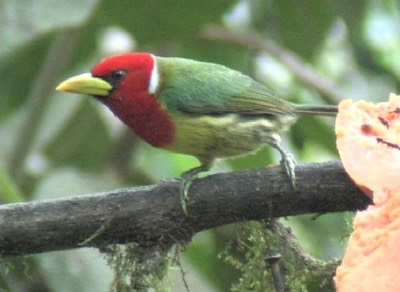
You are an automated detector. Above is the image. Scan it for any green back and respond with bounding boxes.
[156,57,295,116]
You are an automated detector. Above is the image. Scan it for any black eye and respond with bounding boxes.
[107,69,127,85]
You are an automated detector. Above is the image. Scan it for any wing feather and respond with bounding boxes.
[157,57,295,116]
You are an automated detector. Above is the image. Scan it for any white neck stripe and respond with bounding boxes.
[148,54,160,94]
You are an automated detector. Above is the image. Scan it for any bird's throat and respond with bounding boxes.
[102,92,176,148]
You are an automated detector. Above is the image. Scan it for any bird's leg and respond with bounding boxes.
[267,134,296,187]
[180,159,213,215]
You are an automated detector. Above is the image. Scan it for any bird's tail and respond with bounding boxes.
[293,104,338,116]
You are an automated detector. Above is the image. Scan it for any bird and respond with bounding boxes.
[56,52,337,214]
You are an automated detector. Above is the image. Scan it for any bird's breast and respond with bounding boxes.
[162,113,296,159]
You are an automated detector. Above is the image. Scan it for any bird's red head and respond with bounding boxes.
[89,53,175,147]
[91,53,157,96]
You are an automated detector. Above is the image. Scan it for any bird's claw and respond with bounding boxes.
[280,152,296,188]
[179,161,212,216]
[180,175,191,216]
[268,134,297,188]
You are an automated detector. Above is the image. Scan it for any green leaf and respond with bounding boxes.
[0,0,98,59]
[259,1,361,59]
[0,169,24,203]
[0,34,54,121]
[43,99,112,172]
[96,0,236,46]
[228,147,274,171]
[290,116,337,155]
[181,41,250,73]
[185,229,240,291]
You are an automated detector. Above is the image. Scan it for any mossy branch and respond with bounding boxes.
[0,161,369,257]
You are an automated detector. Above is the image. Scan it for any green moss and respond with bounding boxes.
[102,243,173,292]
[219,220,339,291]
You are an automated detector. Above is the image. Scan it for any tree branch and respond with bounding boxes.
[0,161,369,257]
[200,26,345,104]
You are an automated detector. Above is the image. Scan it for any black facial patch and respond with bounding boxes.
[101,69,128,87]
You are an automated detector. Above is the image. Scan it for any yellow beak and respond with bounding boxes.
[56,73,112,97]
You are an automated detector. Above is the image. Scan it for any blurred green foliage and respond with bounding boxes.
[1,0,400,291]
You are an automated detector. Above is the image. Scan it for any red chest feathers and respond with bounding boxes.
[103,90,175,148]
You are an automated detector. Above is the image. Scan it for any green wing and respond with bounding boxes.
[157,57,295,116]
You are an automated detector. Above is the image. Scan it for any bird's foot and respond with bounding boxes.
[180,172,194,216]
[279,152,296,188]
[180,161,212,215]
[268,134,297,188]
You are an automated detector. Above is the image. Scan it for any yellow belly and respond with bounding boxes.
[162,113,296,160]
